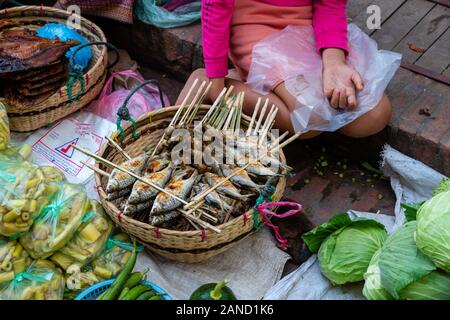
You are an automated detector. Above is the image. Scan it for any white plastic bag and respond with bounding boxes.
[247,24,402,133]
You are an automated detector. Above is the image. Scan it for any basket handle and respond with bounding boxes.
[116,79,166,142]
[69,41,120,71]
[67,42,120,101]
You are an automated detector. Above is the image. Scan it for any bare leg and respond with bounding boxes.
[176,69,391,139]
[338,94,392,138]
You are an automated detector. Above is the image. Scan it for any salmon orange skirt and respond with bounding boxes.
[230,0,313,83]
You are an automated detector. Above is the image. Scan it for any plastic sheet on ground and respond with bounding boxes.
[263,145,447,300]
[136,228,291,300]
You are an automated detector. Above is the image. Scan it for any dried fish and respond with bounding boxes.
[236,156,279,177]
[193,183,233,213]
[123,201,152,216]
[127,165,174,204]
[204,172,252,200]
[218,164,261,191]
[106,153,149,193]
[150,170,199,215]
[106,187,132,201]
[149,211,181,226]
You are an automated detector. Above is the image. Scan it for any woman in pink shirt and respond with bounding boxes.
[176,0,391,137]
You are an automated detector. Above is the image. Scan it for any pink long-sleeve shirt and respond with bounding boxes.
[202,0,348,78]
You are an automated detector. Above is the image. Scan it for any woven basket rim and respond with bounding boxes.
[95,105,287,237]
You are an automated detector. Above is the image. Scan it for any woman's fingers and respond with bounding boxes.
[347,86,357,109]
[352,72,364,91]
[330,89,340,108]
[339,89,347,109]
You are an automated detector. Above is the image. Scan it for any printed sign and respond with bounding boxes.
[26,111,116,184]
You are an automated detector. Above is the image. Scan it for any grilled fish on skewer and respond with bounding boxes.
[123,201,152,215]
[106,187,132,201]
[150,170,199,215]
[149,211,181,226]
[193,183,234,213]
[204,173,252,200]
[235,156,280,177]
[127,165,174,204]
[106,154,149,193]
[218,164,261,191]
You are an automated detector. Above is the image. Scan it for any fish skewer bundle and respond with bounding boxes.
[81,81,293,234]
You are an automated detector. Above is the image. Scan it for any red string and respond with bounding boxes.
[155,228,161,238]
[200,229,206,241]
[117,211,124,222]
[95,185,103,192]
[85,74,90,87]
[242,212,248,226]
[257,201,303,250]
[39,4,44,17]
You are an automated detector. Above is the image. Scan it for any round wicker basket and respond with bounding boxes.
[0,6,108,132]
[95,106,287,263]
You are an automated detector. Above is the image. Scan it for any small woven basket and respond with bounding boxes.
[74,279,172,300]
[0,6,108,132]
[95,106,287,263]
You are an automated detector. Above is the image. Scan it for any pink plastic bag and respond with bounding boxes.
[87,70,169,122]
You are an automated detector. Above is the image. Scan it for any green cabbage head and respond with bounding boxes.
[317,219,387,285]
[416,190,450,272]
[363,221,440,300]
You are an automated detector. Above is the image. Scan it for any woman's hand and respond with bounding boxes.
[322,48,364,110]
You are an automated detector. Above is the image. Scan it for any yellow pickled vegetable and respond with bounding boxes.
[0,260,65,300]
[20,183,88,259]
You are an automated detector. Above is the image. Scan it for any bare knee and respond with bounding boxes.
[188,68,207,82]
[339,94,392,138]
[176,68,208,104]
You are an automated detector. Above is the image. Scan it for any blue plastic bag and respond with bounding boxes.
[36,23,92,71]
[135,0,201,29]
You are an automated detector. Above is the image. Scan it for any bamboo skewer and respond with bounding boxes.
[81,161,110,177]
[253,98,269,135]
[179,80,207,126]
[259,106,278,146]
[186,81,213,125]
[170,78,199,127]
[105,136,131,160]
[247,98,261,136]
[198,87,227,128]
[151,79,199,156]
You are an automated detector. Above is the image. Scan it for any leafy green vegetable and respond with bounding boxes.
[433,178,450,196]
[416,190,450,272]
[399,271,450,300]
[317,219,387,285]
[400,202,424,222]
[301,213,352,253]
[363,221,436,299]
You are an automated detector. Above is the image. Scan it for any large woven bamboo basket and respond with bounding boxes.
[0,6,108,132]
[95,106,287,263]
